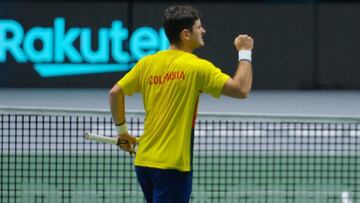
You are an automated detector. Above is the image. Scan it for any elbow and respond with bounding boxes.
[109,85,123,99]
[222,79,251,99]
[108,88,117,99]
[234,88,250,99]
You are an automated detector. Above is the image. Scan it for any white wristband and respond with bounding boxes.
[116,123,128,135]
[238,50,252,62]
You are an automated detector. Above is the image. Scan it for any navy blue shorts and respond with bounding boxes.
[135,166,193,203]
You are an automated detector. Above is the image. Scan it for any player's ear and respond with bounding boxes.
[180,29,191,41]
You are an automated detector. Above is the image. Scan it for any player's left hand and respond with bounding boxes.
[117,132,137,155]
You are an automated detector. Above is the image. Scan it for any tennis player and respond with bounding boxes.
[109,5,253,203]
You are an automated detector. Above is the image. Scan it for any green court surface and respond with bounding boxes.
[1,153,358,203]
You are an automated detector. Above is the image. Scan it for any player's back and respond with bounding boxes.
[118,49,229,171]
[140,50,200,116]
[135,49,202,171]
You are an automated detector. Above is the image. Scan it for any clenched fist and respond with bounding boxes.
[234,35,254,51]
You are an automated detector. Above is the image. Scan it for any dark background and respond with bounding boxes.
[1,0,360,89]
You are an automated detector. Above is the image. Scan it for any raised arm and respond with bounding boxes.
[221,34,254,99]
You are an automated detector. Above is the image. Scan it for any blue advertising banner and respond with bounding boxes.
[1,2,360,89]
[0,2,169,87]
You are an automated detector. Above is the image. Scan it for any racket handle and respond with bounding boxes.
[84,132,118,145]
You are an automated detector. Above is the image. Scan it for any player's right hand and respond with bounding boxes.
[117,132,137,155]
[234,34,254,51]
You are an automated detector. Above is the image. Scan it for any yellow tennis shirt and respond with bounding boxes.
[118,49,230,171]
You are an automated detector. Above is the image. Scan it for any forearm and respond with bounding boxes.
[109,85,126,125]
[222,57,253,98]
[233,60,253,96]
[109,85,137,153]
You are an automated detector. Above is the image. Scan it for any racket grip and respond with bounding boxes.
[84,132,118,145]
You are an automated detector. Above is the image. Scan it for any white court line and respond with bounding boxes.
[342,191,352,203]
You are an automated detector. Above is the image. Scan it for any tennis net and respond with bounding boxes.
[0,106,359,203]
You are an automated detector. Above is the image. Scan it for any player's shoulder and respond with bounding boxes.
[137,50,171,63]
[179,53,211,66]
[198,58,214,66]
[133,53,159,69]
[189,56,215,70]
[137,54,154,63]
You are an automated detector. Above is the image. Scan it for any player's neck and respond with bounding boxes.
[169,44,194,53]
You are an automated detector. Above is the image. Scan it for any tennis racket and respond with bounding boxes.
[84,132,136,155]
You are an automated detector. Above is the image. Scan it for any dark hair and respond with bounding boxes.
[163,5,200,44]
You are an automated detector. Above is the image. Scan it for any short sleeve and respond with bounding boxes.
[198,60,230,98]
[117,61,142,96]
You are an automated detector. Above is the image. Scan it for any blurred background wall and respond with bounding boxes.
[0,0,359,90]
